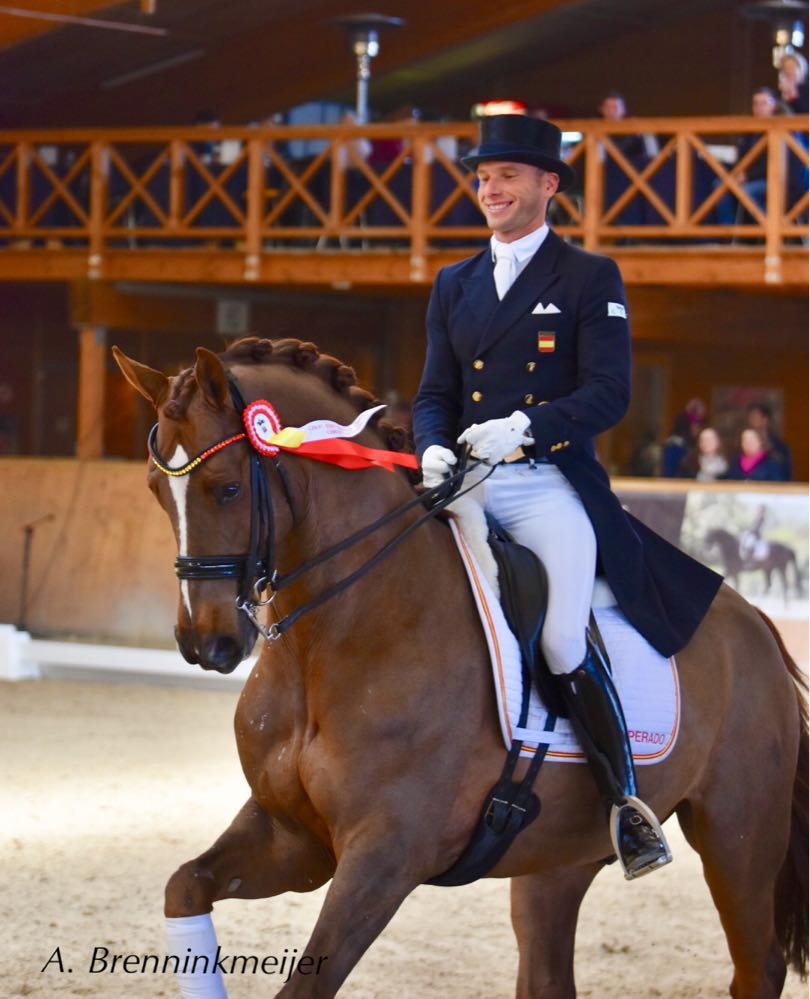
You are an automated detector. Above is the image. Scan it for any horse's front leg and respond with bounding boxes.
[164,796,334,999]
[275,832,428,998]
[165,796,334,916]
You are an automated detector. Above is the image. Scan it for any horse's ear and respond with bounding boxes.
[194,347,229,411]
[111,346,168,409]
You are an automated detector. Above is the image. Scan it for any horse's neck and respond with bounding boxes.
[278,465,416,578]
[274,471,479,679]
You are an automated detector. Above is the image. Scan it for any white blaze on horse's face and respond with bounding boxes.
[167,445,193,617]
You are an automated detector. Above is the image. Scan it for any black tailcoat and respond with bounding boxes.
[413,229,722,657]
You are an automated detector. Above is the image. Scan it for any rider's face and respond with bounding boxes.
[476,161,559,242]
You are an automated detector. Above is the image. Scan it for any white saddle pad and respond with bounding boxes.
[449,518,680,763]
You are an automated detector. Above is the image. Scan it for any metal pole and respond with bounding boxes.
[355,52,371,125]
[17,513,54,631]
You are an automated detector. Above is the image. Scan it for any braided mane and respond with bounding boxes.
[164,336,412,456]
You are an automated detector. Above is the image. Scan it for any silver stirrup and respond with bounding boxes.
[609,795,673,881]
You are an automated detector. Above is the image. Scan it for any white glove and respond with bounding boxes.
[421,444,458,487]
[457,411,533,464]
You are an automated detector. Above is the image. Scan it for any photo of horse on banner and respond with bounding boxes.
[113,336,807,999]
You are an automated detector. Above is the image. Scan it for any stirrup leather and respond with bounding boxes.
[609,795,673,881]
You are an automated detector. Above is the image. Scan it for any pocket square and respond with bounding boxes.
[532,302,561,315]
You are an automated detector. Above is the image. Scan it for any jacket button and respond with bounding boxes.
[524,393,534,405]
[473,359,484,370]
[471,391,483,402]
[526,361,536,372]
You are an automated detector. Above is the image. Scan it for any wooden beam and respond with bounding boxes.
[76,325,106,459]
[0,246,805,289]
[69,281,217,333]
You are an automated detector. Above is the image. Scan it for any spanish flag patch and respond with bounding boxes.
[537,332,556,353]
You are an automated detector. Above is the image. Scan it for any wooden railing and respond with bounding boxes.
[0,116,806,284]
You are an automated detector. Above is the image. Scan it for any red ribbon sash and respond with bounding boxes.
[277,437,418,472]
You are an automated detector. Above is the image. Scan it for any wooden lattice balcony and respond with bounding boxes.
[0,115,806,286]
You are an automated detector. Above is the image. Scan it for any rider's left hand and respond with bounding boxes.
[457,411,533,464]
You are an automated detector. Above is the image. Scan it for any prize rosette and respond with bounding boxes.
[243,400,283,456]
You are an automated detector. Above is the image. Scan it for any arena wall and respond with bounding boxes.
[0,460,806,669]
[0,458,176,645]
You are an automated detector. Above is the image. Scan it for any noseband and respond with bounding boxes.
[148,373,491,641]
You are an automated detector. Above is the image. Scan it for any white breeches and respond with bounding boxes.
[472,462,597,675]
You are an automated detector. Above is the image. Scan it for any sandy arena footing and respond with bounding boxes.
[2,678,806,999]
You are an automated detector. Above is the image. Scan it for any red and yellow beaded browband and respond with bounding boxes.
[147,425,247,477]
[147,399,418,477]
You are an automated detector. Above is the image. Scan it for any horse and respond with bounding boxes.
[113,337,808,999]
[704,527,804,602]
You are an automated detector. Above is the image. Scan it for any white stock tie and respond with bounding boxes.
[493,242,517,301]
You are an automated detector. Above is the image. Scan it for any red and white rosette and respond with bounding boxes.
[243,400,283,456]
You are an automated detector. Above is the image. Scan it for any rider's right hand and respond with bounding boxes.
[421,445,458,488]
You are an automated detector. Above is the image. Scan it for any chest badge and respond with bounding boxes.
[537,332,556,353]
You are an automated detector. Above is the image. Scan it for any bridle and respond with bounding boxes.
[148,378,292,618]
[148,373,492,642]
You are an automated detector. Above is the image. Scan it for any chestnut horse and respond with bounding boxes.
[114,337,807,999]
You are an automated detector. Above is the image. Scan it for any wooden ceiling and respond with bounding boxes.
[0,0,780,127]
[0,0,121,47]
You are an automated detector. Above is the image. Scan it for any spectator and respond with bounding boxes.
[191,109,222,165]
[661,399,705,478]
[598,92,659,163]
[661,413,695,478]
[777,54,810,221]
[597,93,659,229]
[778,51,809,114]
[368,106,420,168]
[725,427,788,482]
[747,401,793,480]
[680,426,728,481]
[713,88,778,226]
[626,430,661,477]
[336,110,372,171]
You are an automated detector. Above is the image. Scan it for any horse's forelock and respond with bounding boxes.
[162,368,198,422]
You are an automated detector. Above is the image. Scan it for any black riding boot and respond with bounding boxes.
[558,634,672,880]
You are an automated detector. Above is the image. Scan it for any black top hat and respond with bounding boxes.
[461,114,574,191]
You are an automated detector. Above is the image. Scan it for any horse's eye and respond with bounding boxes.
[216,482,242,505]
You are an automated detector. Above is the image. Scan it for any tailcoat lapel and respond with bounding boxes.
[472,229,564,358]
[459,251,500,346]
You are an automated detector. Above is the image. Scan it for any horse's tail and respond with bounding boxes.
[754,608,808,978]
[789,549,806,598]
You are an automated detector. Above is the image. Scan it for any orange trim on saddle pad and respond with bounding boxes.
[449,517,681,763]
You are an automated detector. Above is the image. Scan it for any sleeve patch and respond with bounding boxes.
[607,302,627,318]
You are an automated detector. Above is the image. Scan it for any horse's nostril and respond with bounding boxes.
[200,636,243,674]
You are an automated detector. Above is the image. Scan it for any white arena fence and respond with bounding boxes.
[0,624,254,688]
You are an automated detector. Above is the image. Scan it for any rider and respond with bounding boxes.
[739,504,770,563]
[412,114,723,879]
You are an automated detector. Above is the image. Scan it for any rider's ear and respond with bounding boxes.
[194,347,229,411]
[112,346,169,409]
